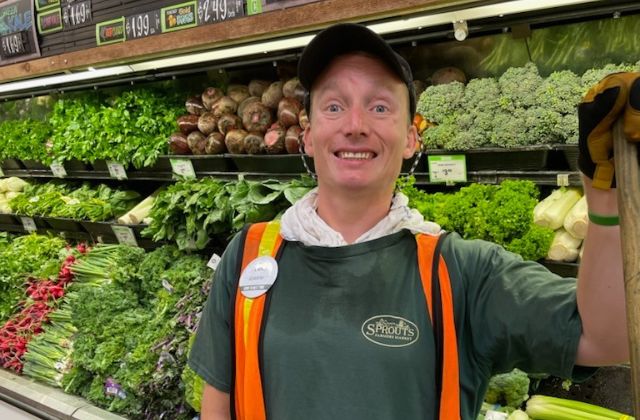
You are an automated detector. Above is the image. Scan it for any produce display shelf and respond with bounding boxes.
[412,171,582,187]
[0,214,155,247]
[0,369,126,420]
[2,164,582,187]
[424,145,561,171]
[540,259,579,278]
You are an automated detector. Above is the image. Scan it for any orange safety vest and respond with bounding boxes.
[230,221,460,419]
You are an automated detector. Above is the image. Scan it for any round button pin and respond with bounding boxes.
[239,255,279,298]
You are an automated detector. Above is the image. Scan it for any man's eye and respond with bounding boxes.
[374,105,388,113]
[327,104,341,112]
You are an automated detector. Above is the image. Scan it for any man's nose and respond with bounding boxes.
[344,106,369,138]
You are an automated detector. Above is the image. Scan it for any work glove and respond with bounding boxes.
[578,72,640,190]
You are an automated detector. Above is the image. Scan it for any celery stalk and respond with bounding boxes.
[525,395,634,420]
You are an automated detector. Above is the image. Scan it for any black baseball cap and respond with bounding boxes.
[298,23,417,117]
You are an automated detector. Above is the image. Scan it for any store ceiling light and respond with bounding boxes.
[453,20,469,41]
[0,65,133,94]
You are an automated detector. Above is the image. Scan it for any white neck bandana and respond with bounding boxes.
[280,188,442,247]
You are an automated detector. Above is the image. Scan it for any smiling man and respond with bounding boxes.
[189,23,634,420]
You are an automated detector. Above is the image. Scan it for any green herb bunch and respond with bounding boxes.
[143,176,316,250]
[47,89,182,168]
[9,181,140,221]
[0,119,51,162]
[0,234,67,322]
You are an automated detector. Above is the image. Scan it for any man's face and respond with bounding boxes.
[303,53,417,196]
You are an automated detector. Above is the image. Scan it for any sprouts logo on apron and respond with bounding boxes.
[361,315,419,347]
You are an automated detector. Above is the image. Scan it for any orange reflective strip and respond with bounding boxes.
[235,223,267,419]
[416,233,460,420]
[235,222,283,420]
[437,256,460,420]
[416,234,437,322]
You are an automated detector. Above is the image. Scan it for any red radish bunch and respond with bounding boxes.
[0,242,85,373]
[0,302,53,373]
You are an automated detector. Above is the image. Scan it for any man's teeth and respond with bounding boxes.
[338,151,373,159]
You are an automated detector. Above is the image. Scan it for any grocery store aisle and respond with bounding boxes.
[0,399,41,419]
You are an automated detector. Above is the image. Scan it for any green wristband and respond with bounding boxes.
[588,212,620,226]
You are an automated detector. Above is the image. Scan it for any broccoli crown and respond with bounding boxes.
[484,368,531,409]
[580,63,638,94]
[498,63,543,110]
[490,110,528,148]
[416,81,465,124]
[416,62,635,150]
[463,77,501,111]
[535,70,582,115]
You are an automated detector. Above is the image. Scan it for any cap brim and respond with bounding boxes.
[298,23,407,90]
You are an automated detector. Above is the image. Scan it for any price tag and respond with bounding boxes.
[0,31,29,59]
[21,217,37,232]
[0,167,4,177]
[107,161,127,180]
[36,0,60,12]
[245,0,262,14]
[161,1,197,33]
[484,411,508,420]
[50,163,67,178]
[170,158,196,179]
[161,279,175,293]
[125,10,161,40]
[96,17,125,45]
[37,8,63,34]
[0,0,41,66]
[62,0,91,29]
[207,253,221,270]
[111,225,138,247]
[427,155,467,183]
[557,173,570,187]
[197,0,244,25]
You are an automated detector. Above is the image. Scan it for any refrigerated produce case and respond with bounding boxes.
[0,0,638,418]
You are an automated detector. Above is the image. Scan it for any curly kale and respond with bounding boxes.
[498,63,543,110]
[416,81,465,124]
[484,180,539,244]
[484,368,531,410]
[506,224,555,261]
[400,179,551,260]
[435,183,495,240]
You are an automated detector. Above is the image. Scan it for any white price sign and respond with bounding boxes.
[207,253,221,270]
[107,161,128,180]
[20,217,38,232]
[111,225,139,247]
[170,158,196,179]
[484,410,508,420]
[50,163,67,178]
[428,155,467,183]
[556,173,570,187]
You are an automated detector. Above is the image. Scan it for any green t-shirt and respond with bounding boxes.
[189,230,584,419]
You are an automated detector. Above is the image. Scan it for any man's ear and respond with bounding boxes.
[403,124,418,159]
[303,126,314,157]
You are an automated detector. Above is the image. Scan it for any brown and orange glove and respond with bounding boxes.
[578,72,640,190]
